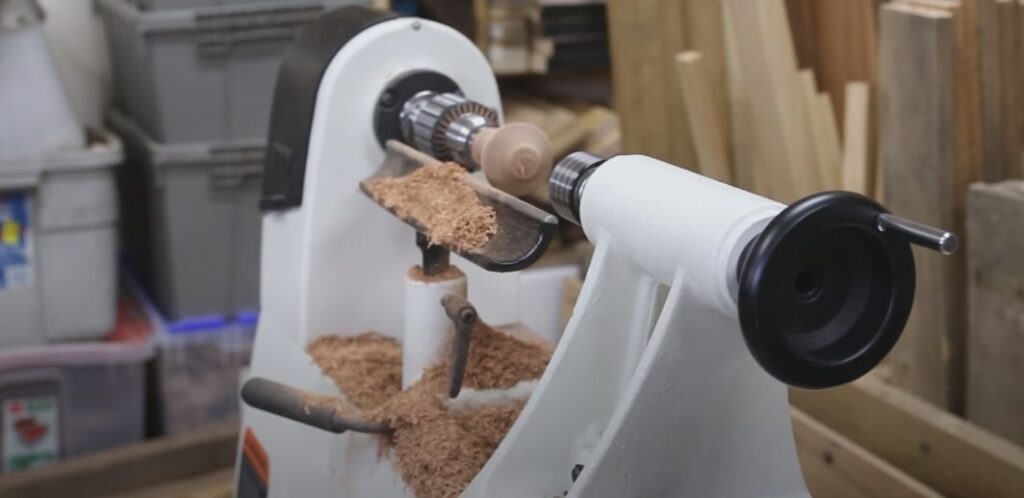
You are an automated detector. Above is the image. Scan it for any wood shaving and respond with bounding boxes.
[308,324,550,498]
[370,322,550,498]
[407,265,465,283]
[299,390,362,421]
[307,332,403,411]
[366,162,498,252]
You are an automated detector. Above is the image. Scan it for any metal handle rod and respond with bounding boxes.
[442,294,477,398]
[417,232,450,276]
[876,213,959,255]
[240,377,391,434]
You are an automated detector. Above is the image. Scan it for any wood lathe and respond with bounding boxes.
[237,6,956,497]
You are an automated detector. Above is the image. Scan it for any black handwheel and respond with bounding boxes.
[737,191,915,389]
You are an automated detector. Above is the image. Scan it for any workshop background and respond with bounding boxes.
[0,0,1023,496]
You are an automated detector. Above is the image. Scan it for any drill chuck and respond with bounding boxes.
[399,91,498,166]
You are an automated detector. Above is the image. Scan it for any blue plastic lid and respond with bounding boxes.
[235,310,260,328]
[166,314,230,334]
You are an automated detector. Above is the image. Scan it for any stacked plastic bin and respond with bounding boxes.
[98,0,365,434]
[0,135,153,474]
[0,0,151,471]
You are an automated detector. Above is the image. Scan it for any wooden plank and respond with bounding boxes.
[784,0,820,72]
[0,424,238,498]
[898,0,985,203]
[976,0,1024,181]
[947,0,985,226]
[109,469,234,498]
[878,3,966,410]
[996,0,1023,179]
[675,51,732,183]
[798,69,826,168]
[791,376,1024,498]
[792,409,944,498]
[841,82,873,195]
[723,5,759,192]
[966,181,1024,447]
[724,0,818,201]
[681,0,730,174]
[798,69,841,190]
[607,0,698,170]
[810,0,881,126]
[814,79,843,190]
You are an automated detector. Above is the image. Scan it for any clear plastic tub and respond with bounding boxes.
[153,313,257,436]
[0,325,153,473]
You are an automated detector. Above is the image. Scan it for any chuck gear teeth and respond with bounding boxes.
[434,101,497,160]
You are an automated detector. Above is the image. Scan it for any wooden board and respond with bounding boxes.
[811,0,881,126]
[675,51,732,183]
[966,181,1024,447]
[792,409,943,498]
[801,70,842,190]
[878,3,967,411]
[784,0,820,74]
[723,4,759,192]
[109,469,234,498]
[607,0,698,169]
[785,0,882,126]
[791,377,1024,498]
[816,91,844,191]
[996,0,1023,180]
[897,0,985,206]
[680,0,731,172]
[841,82,873,195]
[724,0,819,201]
[0,424,238,498]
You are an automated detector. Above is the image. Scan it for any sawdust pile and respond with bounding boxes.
[310,325,550,498]
[307,332,402,411]
[407,265,465,283]
[365,162,498,252]
[299,390,363,420]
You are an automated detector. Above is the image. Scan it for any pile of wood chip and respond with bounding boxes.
[307,322,550,498]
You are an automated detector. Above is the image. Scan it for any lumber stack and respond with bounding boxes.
[791,376,1024,498]
[605,0,701,172]
[785,0,882,125]
[874,0,1024,414]
[607,0,869,203]
[603,0,1024,418]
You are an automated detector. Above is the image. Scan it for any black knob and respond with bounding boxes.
[736,191,918,389]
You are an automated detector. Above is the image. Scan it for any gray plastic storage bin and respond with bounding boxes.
[128,0,332,11]
[98,0,362,143]
[110,111,262,321]
[154,313,255,435]
[0,133,121,349]
[0,337,153,473]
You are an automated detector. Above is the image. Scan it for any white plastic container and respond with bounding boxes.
[0,0,84,160]
[0,132,121,348]
[0,334,154,473]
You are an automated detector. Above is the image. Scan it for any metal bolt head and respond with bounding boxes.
[412,20,422,31]
[571,464,584,482]
[379,90,397,109]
